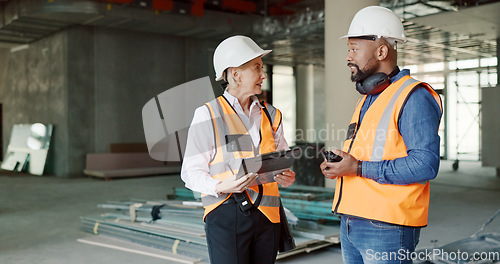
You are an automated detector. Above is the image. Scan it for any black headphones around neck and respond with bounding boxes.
[355,67,400,95]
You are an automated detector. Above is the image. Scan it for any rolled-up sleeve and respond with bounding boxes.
[362,87,442,185]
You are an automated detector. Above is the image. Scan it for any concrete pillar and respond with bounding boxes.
[483,37,500,176]
[325,0,379,149]
[324,0,379,187]
[313,67,326,139]
[497,38,500,86]
[296,64,315,142]
[497,37,500,177]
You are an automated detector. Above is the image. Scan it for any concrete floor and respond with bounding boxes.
[0,160,499,264]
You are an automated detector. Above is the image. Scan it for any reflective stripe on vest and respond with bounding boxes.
[333,75,442,227]
[201,96,282,223]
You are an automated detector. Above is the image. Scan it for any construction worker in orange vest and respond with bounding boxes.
[181,35,296,264]
[321,6,442,264]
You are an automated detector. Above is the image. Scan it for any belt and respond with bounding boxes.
[222,186,264,207]
[222,193,252,213]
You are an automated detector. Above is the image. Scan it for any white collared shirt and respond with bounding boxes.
[180,91,289,196]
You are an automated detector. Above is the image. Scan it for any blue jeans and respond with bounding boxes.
[340,215,421,264]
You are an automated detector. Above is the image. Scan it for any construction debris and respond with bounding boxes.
[414,209,500,264]
[170,185,340,223]
[79,185,340,262]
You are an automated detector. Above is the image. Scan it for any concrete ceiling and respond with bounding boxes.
[0,0,257,46]
[399,1,500,65]
[0,0,498,67]
[409,1,500,40]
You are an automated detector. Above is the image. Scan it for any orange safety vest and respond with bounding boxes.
[201,95,283,223]
[332,75,442,227]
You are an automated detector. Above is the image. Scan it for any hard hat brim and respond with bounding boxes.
[339,34,406,43]
[215,49,272,81]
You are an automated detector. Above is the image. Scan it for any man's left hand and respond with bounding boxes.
[320,149,358,179]
[274,170,295,187]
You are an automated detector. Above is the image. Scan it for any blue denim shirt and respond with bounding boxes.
[359,69,442,185]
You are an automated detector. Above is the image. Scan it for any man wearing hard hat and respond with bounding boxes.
[181,35,296,264]
[321,6,443,263]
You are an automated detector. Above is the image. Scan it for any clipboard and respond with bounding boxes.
[236,147,300,187]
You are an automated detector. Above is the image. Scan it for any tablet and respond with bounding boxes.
[236,147,300,187]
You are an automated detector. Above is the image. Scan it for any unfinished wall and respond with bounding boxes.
[0,25,214,177]
[66,26,96,176]
[0,31,68,176]
[93,28,187,153]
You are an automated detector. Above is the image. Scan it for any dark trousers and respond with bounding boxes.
[205,200,280,264]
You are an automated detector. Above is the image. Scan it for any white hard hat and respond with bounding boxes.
[213,35,272,81]
[341,6,406,43]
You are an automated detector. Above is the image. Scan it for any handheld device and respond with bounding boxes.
[321,150,343,171]
[236,148,300,187]
[233,193,253,212]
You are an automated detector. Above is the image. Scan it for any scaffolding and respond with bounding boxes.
[449,58,497,170]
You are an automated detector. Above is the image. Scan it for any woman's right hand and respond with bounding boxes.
[214,173,258,195]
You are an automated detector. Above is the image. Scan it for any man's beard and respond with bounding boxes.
[349,59,378,83]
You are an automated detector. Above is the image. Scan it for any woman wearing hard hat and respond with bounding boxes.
[181,35,296,264]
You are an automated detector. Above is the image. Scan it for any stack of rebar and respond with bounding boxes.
[79,185,340,262]
[170,185,340,223]
[81,200,209,262]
